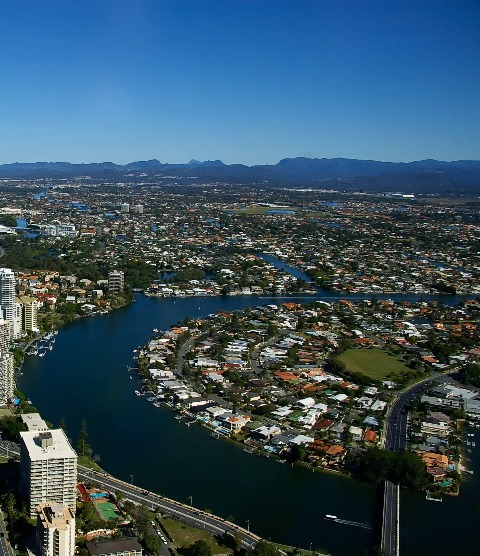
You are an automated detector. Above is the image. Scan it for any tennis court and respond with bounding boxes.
[96,500,121,521]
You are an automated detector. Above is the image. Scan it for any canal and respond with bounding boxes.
[18,289,479,555]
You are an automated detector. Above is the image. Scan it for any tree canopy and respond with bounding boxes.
[458,362,480,387]
[348,447,428,490]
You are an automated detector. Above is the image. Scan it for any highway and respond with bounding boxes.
[0,441,260,550]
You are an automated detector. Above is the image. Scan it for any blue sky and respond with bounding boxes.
[0,0,479,165]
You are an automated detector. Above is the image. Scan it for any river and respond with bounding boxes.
[17,285,479,556]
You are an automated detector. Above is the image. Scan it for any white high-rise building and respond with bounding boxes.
[0,352,14,405]
[108,271,124,293]
[36,503,75,556]
[20,429,77,518]
[0,268,16,326]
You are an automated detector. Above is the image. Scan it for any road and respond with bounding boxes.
[0,441,260,550]
[385,369,456,452]
[381,480,399,556]
[176,334,204,375]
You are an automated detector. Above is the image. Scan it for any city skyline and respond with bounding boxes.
[0,0,479,165]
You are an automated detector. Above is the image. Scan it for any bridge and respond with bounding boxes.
[381,480,399,556]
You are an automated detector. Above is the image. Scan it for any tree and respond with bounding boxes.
[134,504,150,538]
[458,363,480,387]
[76,419,92,457]
[142,533,162,556]
[186,540,213,556]
[249,541,279,556]
[0,416,27,441]
[59,417,68,437]
[287,444,306,463]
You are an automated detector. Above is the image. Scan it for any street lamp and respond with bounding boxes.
[246,519,250,532]
[130,474,133,485]
[309,543,312,552]
[188,496,193,506]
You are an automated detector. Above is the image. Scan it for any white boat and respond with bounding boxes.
[472,442,476,447]
[325,515,338,521]
[134,390,141,396]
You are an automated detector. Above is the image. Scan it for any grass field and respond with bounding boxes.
[161,517,233,555]
[336,348,412,380]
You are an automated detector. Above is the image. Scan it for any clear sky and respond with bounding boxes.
[0,0,479,165]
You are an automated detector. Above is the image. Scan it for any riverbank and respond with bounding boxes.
[18,294,377,556]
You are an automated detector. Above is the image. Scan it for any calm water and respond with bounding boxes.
[18,291,478,555]
[19,295,375,556]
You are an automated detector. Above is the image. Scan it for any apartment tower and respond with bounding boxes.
[0,268,16,330]
[36,503,75,556]
[20,429,77,518]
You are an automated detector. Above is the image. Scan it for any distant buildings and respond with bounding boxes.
[20,429,77,518]
[38,220,77,238]
[108,271,124,293]
[36,502,75,556]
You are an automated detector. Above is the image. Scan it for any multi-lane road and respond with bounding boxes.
[385,370,456,453]
[0,441,260,551]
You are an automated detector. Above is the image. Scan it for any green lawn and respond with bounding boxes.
[160,517,233,555]
[336,348,412,381]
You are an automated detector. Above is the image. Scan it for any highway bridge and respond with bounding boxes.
[0,441,261,551]
[381,480,399,556]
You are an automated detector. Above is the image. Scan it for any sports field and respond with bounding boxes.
[336,348,411,380]
[97,501,121,521]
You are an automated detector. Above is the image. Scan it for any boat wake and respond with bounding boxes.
[333,519,372,530]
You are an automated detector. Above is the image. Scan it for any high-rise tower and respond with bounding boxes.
[0,268,16,336]
[20,429,77,518]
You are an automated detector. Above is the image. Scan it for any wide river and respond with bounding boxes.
[18,268,479,556]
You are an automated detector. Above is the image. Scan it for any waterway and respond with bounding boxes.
[19,295,375,556]
[17,281,478,555]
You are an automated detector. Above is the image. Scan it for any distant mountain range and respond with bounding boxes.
[1,157,480,192]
